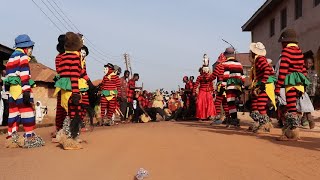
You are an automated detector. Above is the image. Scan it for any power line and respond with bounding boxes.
[31,0,109,65]
[87,56,104,65]
[31,0,63,32]
[50,0,122,60]
[52,0,82,33]
[40,0,70,31]
[32,0,123,67]
[45,0,77,32]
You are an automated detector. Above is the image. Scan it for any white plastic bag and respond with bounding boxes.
[297,93,314,113]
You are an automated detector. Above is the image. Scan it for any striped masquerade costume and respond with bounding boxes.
[5,49,35,136]
[58,51,82,120]
[212,54,229,119]
[54,53,67,131]
[275,44,309,113]
[222,57,245,120]
[251,55,275,116]
[100,70,121,119]
[193,72,216,119]
[79,58,90,121]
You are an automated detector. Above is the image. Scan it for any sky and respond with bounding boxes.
[0,0,265,91]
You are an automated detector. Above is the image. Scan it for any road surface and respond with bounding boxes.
[0,117,320,180]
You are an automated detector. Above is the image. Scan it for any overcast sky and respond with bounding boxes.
[0,0,265,91]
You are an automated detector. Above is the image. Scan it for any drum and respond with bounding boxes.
[140,113,150,123]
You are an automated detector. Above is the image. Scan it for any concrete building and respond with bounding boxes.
[242,0,320,72]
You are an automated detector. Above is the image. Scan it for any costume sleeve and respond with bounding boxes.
[55,54,61,74]
[276,50,289,89]
[212,63,223,80]
[19,55,31,92]
[257,56,271,83]
[70,56,81,94]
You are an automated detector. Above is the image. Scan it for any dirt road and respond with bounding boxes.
[0,118,320,180]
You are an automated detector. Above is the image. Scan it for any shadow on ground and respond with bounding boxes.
[176,121,320,152]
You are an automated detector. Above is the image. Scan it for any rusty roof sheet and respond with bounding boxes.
[236,53,252,66]
[29,62,56,83]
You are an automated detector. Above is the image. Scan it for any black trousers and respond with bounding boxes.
[154,107,167,119]
[120,98,128,120]
[170,107,183,120]
[133,108,157,123]
[128,102,134,117]
[1,98,9,126]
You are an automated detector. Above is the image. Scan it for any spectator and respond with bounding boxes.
[168,93,183,121]
[133,91,157,123]
[119,70,130,122]
[301,51,317,129]
[127,73,142,120]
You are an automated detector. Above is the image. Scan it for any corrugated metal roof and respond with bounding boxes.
[237,53,252,66]
[29,62,56,83]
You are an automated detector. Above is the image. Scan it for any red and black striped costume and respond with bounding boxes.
[212,54,229,118]
[193,73,215,94]
[100,71,121,119]
[275,44,307,113]
[193,72,216,119]
[222,57,244,119]
[79,62,90,120]
[251,56,275,115]
[59,52,82,120]
[54,53,67,131]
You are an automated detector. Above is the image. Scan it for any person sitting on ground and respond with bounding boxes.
[133,91,157,123]
[167,93,184,121]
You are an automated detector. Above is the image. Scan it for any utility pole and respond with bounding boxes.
[124,53,129,71]
[124,53,133,78]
